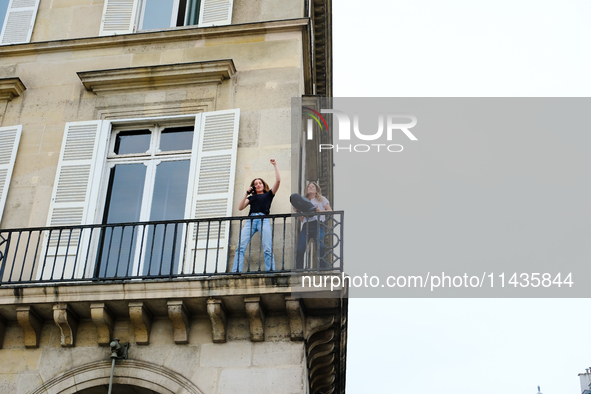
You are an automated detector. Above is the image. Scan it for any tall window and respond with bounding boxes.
[97,123,194,277]
[42,110,240,280]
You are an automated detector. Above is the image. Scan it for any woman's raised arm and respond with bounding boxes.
[270,159,280,194]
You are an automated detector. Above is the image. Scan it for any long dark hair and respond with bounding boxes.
[250,178,270,193]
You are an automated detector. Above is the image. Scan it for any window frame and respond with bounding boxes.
[41,109,240,280]
[102,122,195,224]
[96,116,198,227]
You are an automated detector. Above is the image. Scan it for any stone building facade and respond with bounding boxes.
[0,0,345,393]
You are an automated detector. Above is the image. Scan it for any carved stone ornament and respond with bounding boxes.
[53,303,79,347]
[129,301,152,345]
[90,303,115,346]
[206,298,227,343]
[167,300,190,344]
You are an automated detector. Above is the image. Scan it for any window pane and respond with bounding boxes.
[160,126,194,151]
[0,0,9,31]
[185,0,200,25]
[143,160,190,275]
[98,164,146,278]
[176,0,187,26]
[140,0,174,30]
[114,130,151,154]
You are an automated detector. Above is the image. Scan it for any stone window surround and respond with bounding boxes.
[77,60,236,95]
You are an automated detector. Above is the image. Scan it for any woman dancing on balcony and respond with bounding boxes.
[295,182,332,269]
[232,159,280,272]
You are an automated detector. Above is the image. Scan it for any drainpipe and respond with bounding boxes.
[108,339,129,394]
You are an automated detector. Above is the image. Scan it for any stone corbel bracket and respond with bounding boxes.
[306,314,334,340]
[307,327,336,394]
[244,297,266,342]
[207,298,227,343]
[129,301,152,345]
[285,297,305,341]
[77,59,237,95]
[53,303,79,347]
[167,300,190,344]
[0,77,26,101]
[90,303,115,346]
[0,313,6,348]
[16,306,42,348]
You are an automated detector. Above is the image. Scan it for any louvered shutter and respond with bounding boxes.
[184,109,239,273]
[40,121,106,280]
[0,126,21,224]
[0,0,40,45]
[99,0,139,36]
[198,0,233,27]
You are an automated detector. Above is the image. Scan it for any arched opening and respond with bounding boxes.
[31,360,203,394]
[77,385,160,394]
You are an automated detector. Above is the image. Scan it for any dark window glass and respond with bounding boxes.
[98,164,146,278]
[160,126,194,151]
[143,160,191,275]
[186,0,200,25]
[114,130,151,154]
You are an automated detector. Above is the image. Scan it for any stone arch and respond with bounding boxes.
[31,359,203,394]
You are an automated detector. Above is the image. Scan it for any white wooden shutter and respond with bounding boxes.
[0,0,40,45]
[99,0,139,36]
[40,121,106,280]
[185,109,239,273]
[0,126,21,224]
[198,0,233,27]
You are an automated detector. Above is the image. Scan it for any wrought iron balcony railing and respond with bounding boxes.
[0,212,343,285]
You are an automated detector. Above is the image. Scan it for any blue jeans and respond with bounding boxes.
[232,213,276,272]
[296,220,326,269]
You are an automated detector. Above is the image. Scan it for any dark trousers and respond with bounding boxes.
[296,221,326,269]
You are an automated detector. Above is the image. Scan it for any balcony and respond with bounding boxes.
[0,212,343,285]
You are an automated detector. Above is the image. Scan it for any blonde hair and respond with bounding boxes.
[306,182,323,202]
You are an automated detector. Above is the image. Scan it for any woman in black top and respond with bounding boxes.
[232,159,280,272]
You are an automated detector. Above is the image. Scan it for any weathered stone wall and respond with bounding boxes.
[0,27,305,231]
[0,317,307,393]
[30,0,306,42]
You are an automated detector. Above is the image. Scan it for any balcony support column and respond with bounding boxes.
[53,303,79,347]
[167,300,190,344]
[245,297,265,342]
[90,303,115,346]
[129,301,152,345]
[286,297,305,341]
[207,298,227,343]
[16,306,42,348]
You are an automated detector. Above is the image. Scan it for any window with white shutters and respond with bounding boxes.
[99,0,233,36]
[0,0,40,45]
[43,110,239,279]
[0,125,21,225]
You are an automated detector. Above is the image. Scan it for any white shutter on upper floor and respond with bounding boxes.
[0,125,21,224]
[184,109,239,273]
[40,120,107,280]
[99,0,139,36]
[198,0,233,27]
[0,0,40,45]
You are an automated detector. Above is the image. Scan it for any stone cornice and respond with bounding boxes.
[78,60,236,94]
[0,19,310,57]
[0,77,26,101]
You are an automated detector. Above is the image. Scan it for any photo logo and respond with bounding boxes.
[303,107,329,140]
[304,108,418,153]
